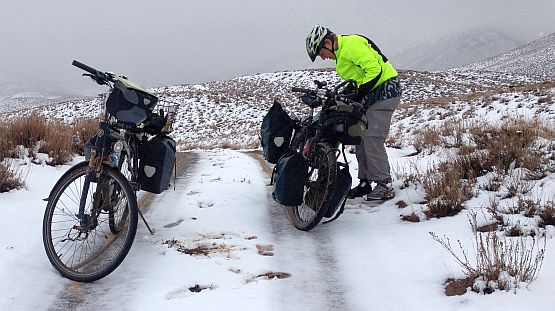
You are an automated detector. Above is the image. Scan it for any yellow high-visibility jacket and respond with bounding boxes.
[334,34,397,97]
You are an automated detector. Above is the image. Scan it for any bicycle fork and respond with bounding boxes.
[77,122,109,231]
[76,152,100,232]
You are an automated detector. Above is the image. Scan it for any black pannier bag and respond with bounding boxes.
[260,100,294,164]
[322,100,368,145]
[272,152,308,206]
[325,165,352,218]
[106,78,159,126]
[138,134,176,194]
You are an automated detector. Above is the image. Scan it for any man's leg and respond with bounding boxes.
[363,96,400,200]
[347,125,372,199]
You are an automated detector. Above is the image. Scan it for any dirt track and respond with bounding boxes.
[137,152,198,213]
[47,152,199,311]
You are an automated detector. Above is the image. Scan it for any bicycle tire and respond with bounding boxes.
[287,145,337,231]
[42,163,138,282]
[109,153,132,234]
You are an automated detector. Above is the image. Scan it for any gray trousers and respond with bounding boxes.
[355,96,400,182]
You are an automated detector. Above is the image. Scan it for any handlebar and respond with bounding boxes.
[291,79,360,108]
[72,60,112,85]
[72,60,98,75]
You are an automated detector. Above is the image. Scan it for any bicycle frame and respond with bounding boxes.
[76,120,140,230]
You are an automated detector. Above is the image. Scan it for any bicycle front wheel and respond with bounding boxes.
[42,163,138,282]
[287,145,337,231]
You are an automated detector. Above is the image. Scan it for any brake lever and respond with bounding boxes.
[82,73,107,86]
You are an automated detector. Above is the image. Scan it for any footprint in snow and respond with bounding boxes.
[245,271,291,284]
[256,244,274,256]
[165,284,216,300]
[163,219,184,228]
[198,201,215,208]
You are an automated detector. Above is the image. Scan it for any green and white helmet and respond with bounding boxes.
[306,25,330,62]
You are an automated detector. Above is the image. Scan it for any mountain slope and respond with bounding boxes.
[393,26,522,71]
[1,68,544,148]
[457,32,555,78]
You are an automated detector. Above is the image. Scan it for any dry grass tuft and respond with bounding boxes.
[40,121,75,166]
[540,203,555,227]
[71,118,98,155]
[413,127,441,154]
[401,211,420,222]
[470,119,547,173]
[5,113,48,150]
[423,166,474,218]
[0,123,15,160]
[0,114,88,166]
[444,277,476,296]
[431,211,546,294]
[0,160,25,193]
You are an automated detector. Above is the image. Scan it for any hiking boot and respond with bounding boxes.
[347,179,372,199]
[365,182,394,201]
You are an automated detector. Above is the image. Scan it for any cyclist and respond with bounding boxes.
[305,25,402,200]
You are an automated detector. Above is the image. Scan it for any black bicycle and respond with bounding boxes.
[42,60,178,282]
[265,80,367,231]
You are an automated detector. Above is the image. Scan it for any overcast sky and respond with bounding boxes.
[1,0,555,95]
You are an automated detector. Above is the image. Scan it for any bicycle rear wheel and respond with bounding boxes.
[287,145,337,231]
[42,163,138,282]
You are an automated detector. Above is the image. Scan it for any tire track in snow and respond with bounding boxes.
[47,152,199,311]
[249,152,351,311]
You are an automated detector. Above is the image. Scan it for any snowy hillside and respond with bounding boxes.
[1,72,555,310]
[2,60,555,310]
[457,32,555,78]
[0,93,80,114]
[0,74,81,113]
[393,26,522,71]
[1,68,543,149]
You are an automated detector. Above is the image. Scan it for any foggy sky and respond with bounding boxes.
[1,0,555,96]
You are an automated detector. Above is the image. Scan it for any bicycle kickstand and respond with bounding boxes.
[138,209,155,235]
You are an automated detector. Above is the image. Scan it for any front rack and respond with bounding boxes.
[156,100,180,133]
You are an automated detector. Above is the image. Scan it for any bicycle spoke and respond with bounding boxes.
[43,163,138,282]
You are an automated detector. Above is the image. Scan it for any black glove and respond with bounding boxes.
[352,81,374,103]
[301,92,321,108]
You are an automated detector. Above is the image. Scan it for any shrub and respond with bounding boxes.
[423,166,474,218]
[413,127,441,153]
[71,118,98,155]
[501,171,535,199]
[469,119,546,173]
[0,114,79,166]
[0,123,15,160]
[430,211,546,295]
[41,121,74,166]
[0,160,25,192]
[6,113,48,150]
[540,202,555,227]
[450,152,490,180]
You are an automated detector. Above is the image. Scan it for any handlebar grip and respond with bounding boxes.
[291,87,311,93]
[72,60,98,75]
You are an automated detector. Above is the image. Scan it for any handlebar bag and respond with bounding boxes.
[272,151,308,206]
[260,100,294,164]
[138,134,176,194]
[323,100,368,145]
[106,79,159,126]
[325,165,352,218]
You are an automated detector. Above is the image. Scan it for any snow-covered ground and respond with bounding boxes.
[1,146,555,311]
[1,57,555,310]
